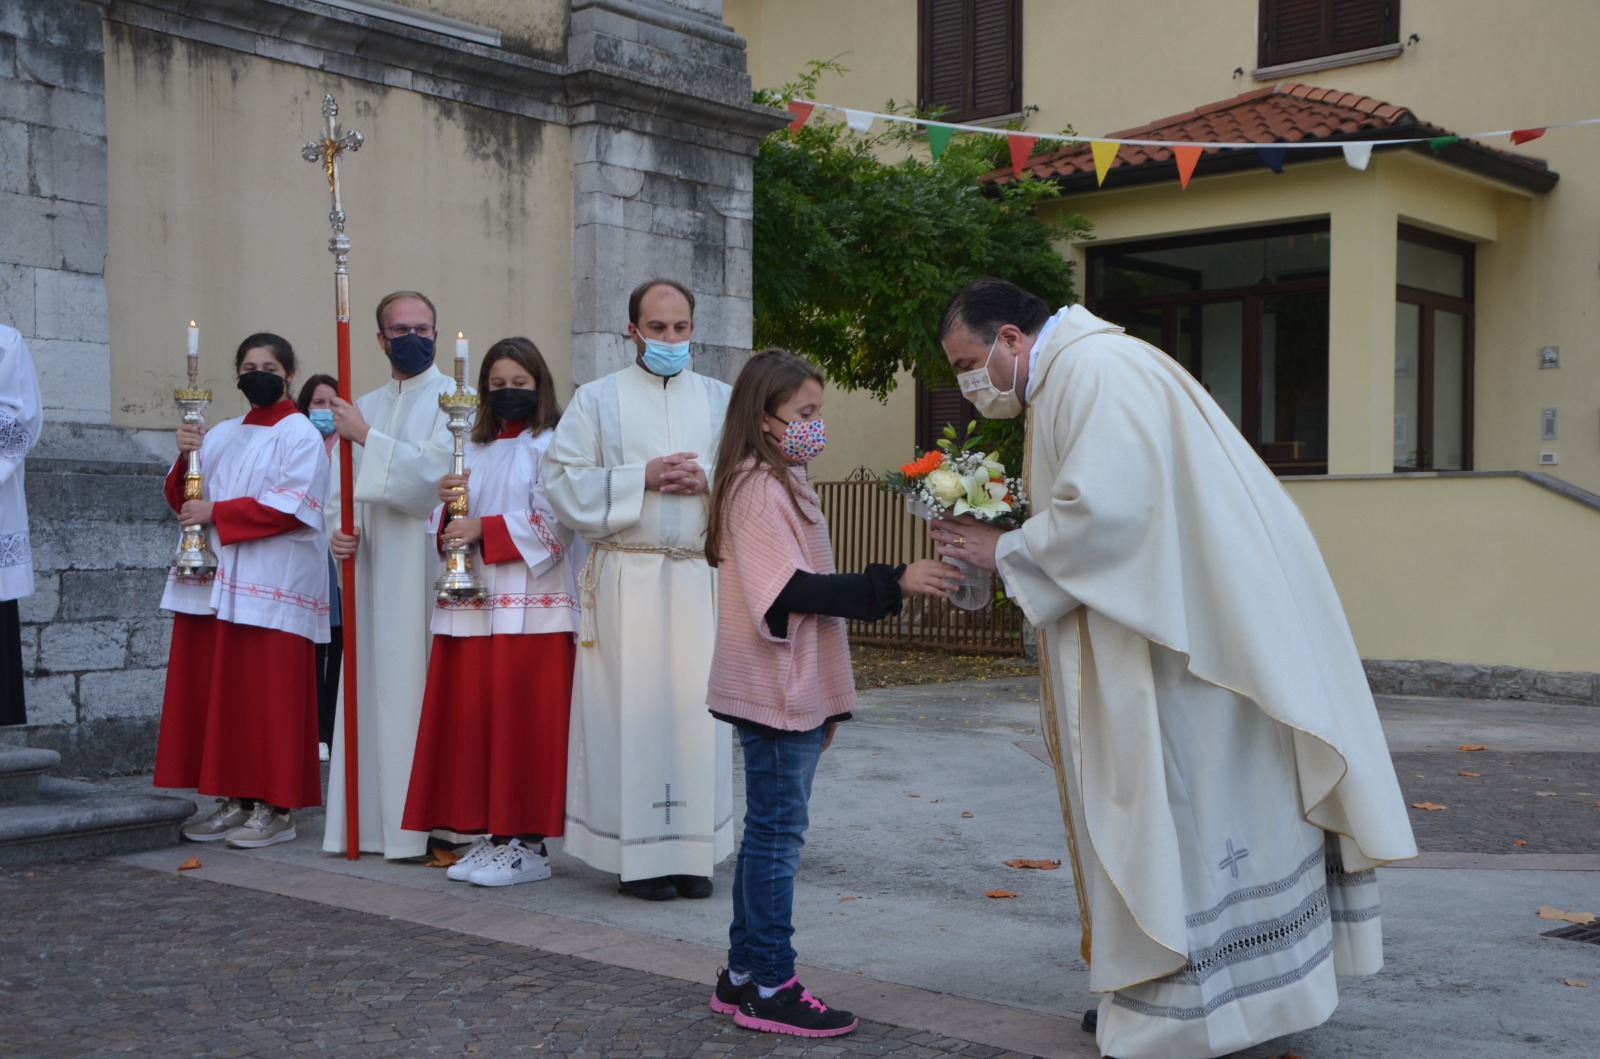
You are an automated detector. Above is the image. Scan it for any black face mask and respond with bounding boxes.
[387,332,436,376]
[485,387,539,424]
[237,371,286,407]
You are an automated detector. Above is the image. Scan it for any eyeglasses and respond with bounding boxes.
[384,324,436,339]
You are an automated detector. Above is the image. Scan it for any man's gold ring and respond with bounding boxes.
[953,535,966,547]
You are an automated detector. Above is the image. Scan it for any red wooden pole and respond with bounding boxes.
[336,317,360,860]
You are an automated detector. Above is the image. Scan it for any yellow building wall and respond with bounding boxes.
[104,23,573,426]
[1286,475,1600,673]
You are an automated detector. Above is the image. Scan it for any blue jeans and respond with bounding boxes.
[727,722,827,987]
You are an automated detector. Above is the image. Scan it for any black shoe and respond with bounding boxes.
[618,875,677,901]
[671,874,714,899]
[709,966,746,1016]
[734,977,858,1038]
[1081,1008,1097,1033]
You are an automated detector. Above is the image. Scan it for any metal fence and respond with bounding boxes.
[815,478,1027,655]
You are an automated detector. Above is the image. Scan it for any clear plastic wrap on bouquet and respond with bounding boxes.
[906,497,993,611]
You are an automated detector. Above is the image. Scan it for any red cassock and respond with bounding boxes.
[153,400,327,809]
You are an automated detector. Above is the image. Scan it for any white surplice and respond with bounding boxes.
[1,325,42,603]
[424,427,581,638]
[323,364,458,859]
[158,411,331,641]
[995,306,1417,1059]
[545,362,735,881]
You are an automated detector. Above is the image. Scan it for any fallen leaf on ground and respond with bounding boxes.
[838,895,859,902]
[1593,801,1600,809]
[1536,791,1557,797]
[177,856,202,872]
[960,811,975,819]
[1458,744,1487,752]
[1563,979,1588,988]
[986,889,1018,899]
[1537,906,1597,924]
[1004,858,1062,870]
[1457,771,1482,777]
[423,849,460,868]
[1410,802,1448,811]
[1513,839,1528,847]
[908,793,921,798]
[1277,1052,1305,1059]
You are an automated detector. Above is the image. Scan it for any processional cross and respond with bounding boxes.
[301,93,364,859]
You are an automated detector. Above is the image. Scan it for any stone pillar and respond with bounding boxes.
[0,0,112,424]
[1327,191,1398,474]
[565,0,785,385]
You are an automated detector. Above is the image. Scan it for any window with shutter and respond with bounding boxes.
[919,0,1021,123]
[1259,0,1399,70]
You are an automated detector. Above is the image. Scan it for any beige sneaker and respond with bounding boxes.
[224,803,297,848]
[181,798,250,842]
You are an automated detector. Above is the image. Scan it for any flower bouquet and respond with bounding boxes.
[881,424,1028,610]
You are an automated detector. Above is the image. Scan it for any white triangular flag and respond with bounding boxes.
[1342,143,1374,171]
[844,109,874,133]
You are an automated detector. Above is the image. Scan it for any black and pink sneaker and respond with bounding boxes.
[709,967,745,1016]
[733,976,858,1038]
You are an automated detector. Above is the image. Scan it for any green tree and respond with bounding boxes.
[752,64,1091,466]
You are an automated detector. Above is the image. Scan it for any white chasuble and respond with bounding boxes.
[323,364,459,859]
[0,326,42,603]
[545,363,735,881]
[159,411,331,642]
[995,306,1416,1059]
[425,427,581,638]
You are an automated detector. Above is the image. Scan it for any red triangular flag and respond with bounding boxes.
[1510,128,1546,145]
[1008,135,1037,180]
[1172,144,1202,189]
[786,101,815,134]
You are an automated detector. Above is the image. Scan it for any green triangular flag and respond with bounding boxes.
[1428,135,1460,152]
[927,124,954,161]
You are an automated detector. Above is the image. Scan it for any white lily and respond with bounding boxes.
[953,471,1012,519]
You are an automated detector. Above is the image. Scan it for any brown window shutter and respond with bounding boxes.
[1261,0,1399,67]
[1330,0,1398,52]
[920,0,1020,121]
[916,379,976,455]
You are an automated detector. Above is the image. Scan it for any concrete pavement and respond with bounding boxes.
[5,680,1599,1057]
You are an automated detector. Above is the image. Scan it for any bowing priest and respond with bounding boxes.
[323,290,459,860]
[1,325,42,727]
[929,278,1417,1059]
[545,278,735,902]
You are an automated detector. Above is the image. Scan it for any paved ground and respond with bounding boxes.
[5,682,1599,1058]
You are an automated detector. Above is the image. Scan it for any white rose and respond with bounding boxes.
[925,468,965,505]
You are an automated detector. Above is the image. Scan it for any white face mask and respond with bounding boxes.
[956,332,1023,419]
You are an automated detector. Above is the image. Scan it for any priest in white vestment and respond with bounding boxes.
[1,325,42,727]
[545,279,735,900]
[323,291,459,859]
[930,279,1417,1059]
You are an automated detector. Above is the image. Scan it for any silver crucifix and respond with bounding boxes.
[301,94,364,322]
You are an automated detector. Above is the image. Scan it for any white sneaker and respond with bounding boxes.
[318,742,330,762]
[224,803,297,848]
[445,836,499,881]
[182,797,251,842]
[467,838,550,887]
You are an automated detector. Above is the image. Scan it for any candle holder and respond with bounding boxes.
[434,384,487,604]
[171,368,219,579]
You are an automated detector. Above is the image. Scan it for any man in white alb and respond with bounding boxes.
[545,278,734,901]
[929,279,1417,1059]
[1,324,42,727]
[323,290,458,859]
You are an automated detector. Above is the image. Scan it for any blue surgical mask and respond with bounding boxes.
[641,338,691,377]
[308,408,336,436]
[387,332,436,376]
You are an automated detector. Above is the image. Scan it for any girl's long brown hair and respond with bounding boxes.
[471,337,562,444]
[704,348,825,567]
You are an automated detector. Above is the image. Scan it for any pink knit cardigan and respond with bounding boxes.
[705,460,857,731]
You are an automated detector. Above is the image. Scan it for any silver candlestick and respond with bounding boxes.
[434,382,487,603]
[171,358,219,578]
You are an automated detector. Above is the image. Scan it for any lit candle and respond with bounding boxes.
[187,321,199,357]
[455,331,468,362]
[455,331,468,387]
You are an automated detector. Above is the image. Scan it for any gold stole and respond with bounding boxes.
[1025,404,1094,965]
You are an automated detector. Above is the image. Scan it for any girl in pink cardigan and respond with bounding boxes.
[702,349,957,1038]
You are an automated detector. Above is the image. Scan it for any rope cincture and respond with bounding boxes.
[577,541,706,648]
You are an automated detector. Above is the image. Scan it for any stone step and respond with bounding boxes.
[0,778,195,866]
[0,747,63,806]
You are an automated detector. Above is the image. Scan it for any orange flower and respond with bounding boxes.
[900,451,945,478]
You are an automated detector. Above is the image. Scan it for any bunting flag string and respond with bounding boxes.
[782,98,1600,187]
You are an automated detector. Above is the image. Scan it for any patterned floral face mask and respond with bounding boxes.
[775,415,826,465]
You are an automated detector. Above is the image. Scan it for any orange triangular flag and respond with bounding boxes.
[1510,128,1546,145]
[1008,135,1037,180]
[1090,140,1120,186]
[1172,144,1202,188]
[786,101,814,133]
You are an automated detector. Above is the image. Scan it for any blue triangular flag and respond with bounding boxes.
[1255,146,1287,174]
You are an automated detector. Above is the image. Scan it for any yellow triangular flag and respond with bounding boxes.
[1090,141,1120,187]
